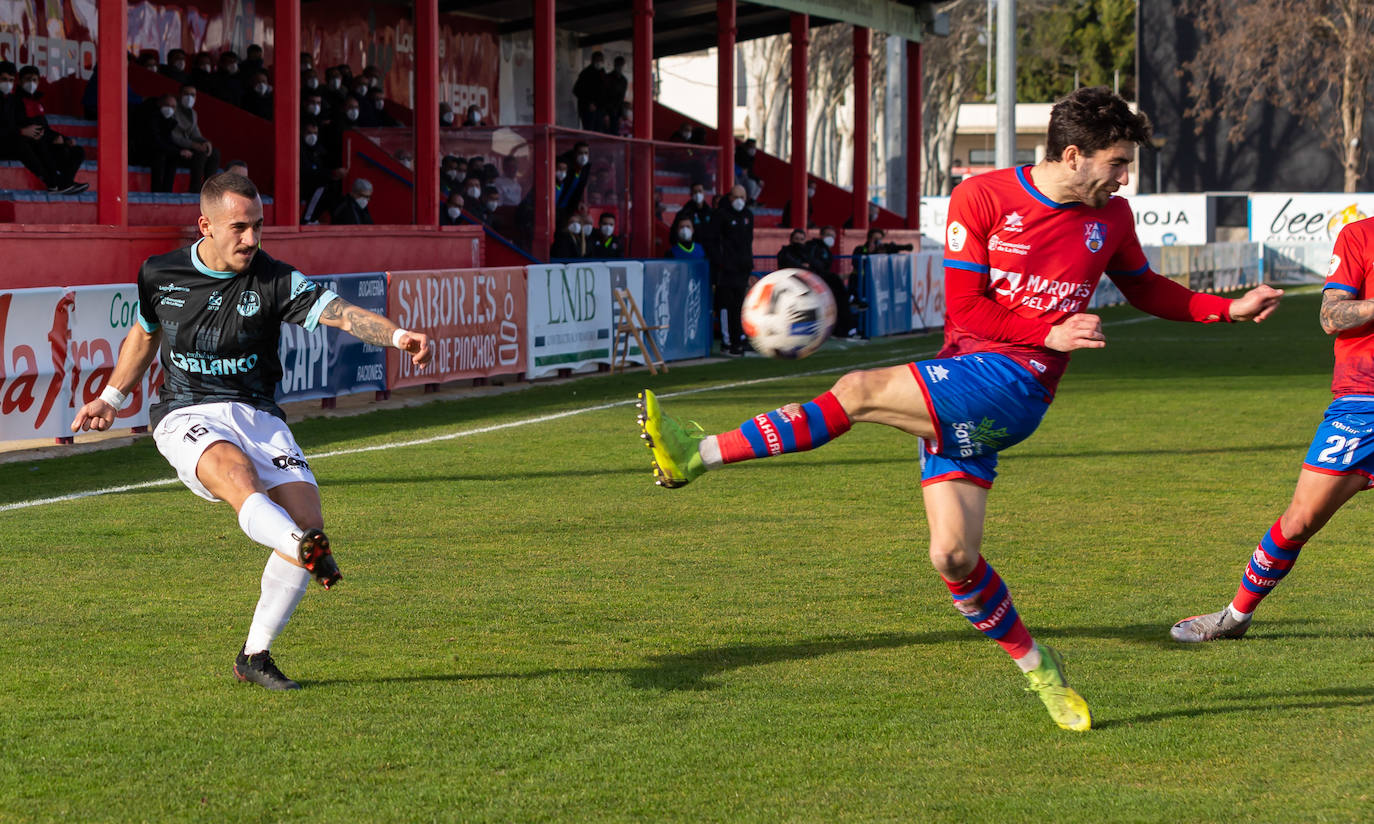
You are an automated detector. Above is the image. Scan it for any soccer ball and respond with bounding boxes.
[741,268,837,359]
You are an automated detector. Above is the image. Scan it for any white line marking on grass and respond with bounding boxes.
[0,346,943,513]
[0,311,1172,513]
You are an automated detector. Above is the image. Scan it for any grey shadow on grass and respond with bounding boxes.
[1094,685,1374,730]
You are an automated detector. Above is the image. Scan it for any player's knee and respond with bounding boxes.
[928,542,977,580]
[1277,510,1321,542]
[830,369,877,414]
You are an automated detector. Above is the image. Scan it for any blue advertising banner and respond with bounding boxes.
[277,272,389,403]
[641,260,711,361]
[859,254,914,339]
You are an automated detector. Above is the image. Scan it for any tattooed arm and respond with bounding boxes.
[1319,289,1374,336]
[317,296,434,366]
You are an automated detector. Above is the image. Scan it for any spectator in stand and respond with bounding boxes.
[142,93,186,193]
[493,155,521,205]
[463,104,486,127]
[441,191,467,226]
[362,65,383,90]
[777,228,811,271]
[476,185,503,230]
[337,95,362,142]
[781,179,817,229]
[161,49,190,85]
[589,212,623,258]
[669,216,705,261]
[572,51,605,132]
[301,52,316,75]
[715,183,755,356]
[331,177,374,225]
[552,158,576,221]
[559,141,592,211]
[844,201,881,229]
[365,87,400,127]
[243,71,273,120]
[301,121,341,224]
[616,105,633,138]
[440,155,463,197]
[734,137,763,201]
[190,53,216,93]
[241,44,265,79]
[805,225,858,337]
[225,159,249,177]
[302,91,327,126]
[850,226,905,311]
[171,84,219,193]
[322,66,348,110]
[670,121,697,144]
[137,50,159,72]
[211,50,244,107]
[0,64,87,194]
[439,102,456,128]
[395,149,414,171]
[460,174,483,211]
[302,68,322,97]
[550,211,588,259]
[673,182,717,242]
[601,56,627,135]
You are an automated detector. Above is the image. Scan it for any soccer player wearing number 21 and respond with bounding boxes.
[71,173,433,690]
[1173,215,1374,644]
[638,87,1283,731]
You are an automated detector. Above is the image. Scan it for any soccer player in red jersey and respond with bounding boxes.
[637,87,1283,731]
[1173,215,1374,643]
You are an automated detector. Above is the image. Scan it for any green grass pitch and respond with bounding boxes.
[2,288,1372,822]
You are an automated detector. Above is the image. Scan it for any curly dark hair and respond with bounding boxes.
[1045,86,1152,161]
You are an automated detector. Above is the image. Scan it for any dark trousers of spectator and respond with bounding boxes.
[148,150,179,192]
[579,107,601,132]
[302,176,341,223]
[1,137,81,189]
[818,271,859,336]
[716,274,749,349]
[184,147,219,193]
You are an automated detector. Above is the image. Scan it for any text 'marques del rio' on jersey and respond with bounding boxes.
[137,238,339,427]
[940,165,1231,394]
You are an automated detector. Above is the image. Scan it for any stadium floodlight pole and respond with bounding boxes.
[96,0,128,227]
[273,0,300,229]
[994,0,1015,169]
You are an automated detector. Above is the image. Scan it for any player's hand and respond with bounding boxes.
[1044,313,1105,352]
[20,124,42,139]
[1228,284,1284,323]
[71,399,117,433]
[397,330,433,366]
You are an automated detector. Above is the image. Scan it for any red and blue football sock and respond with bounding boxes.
[943,555,1038,666]
[701,391,852,467]
[1230,519,1305,616]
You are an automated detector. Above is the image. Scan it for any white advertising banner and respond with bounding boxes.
[1129,194,1210,246]
[1249,194,1374,246]
[909,252,946,331]
[918,196,950,248]
[526,263,614,378]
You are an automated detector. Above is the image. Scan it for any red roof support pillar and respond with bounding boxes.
[852,26,870,231]
[790,13,808,230]
[415,0,440,226]
[97,0,128,227]
[533,0,556,259]
[631,0,654,257]
[906,40,921,230]
[717,0,736,194]
[273,0,300,228]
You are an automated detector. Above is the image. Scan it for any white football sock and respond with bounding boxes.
[238,492,303,557]
[243,552,311,654]
[1228,604,1252,622]
[1013,644,1043,674]
[698,435,723,470]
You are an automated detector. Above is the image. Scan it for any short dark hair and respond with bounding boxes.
[200,172,259,211]
[0,61,15,77]
[1045,86,1152,161]
[18,65,38,79]
[866,227,883,243]
[600,212,615,224]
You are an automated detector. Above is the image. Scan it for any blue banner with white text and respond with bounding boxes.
[277,272,389,403]
[859,254,914,339]
[641,260,712,361]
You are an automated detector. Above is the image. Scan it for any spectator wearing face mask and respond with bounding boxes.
[136,50,160,73]
[550,213,588,260]
[366,87,400,127]
[337,96,363,135]
[322,66,348,111]
[558,141,592,212]
[476,185,504,232]
[169,84,219,193]
[161,49,191,85]
[734,138,763,201]
[211,50,244,107]
[805,225,859,337]
[439,102,457,128]
[590,213,623,258]
[440,155,463,198]
[572,52,606,132]
[241,44,265,79]
[243,71,273,120]
[301,68,323,100]
[440,191,468,226]
[302,91,329,128]
[141,93,186,193]
[669,217,705,261]
[781,180,818,229]
[301,121,335,223]
[714,184,755,355]
[331,177,375,225]
[2,65,87,194]
[190,53,216,94]
[463,104,486,127]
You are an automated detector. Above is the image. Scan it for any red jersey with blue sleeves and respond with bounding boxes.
[940,166,1230,393]
[1322,216,1374,398]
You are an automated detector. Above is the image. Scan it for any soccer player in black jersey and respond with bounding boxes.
[72,173,433,690]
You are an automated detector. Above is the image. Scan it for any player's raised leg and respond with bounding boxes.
[1172,468,1365,643]
[925,479,1091,731]
[637,364,933,487]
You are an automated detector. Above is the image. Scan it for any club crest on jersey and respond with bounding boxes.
[1083,221,1107,253]
[237,290,262,317]
[1327,254,1342,279]
[207,292,223,311]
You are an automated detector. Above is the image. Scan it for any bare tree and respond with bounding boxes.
[742,35,791,153]
[921,0,984,195]
[1183,0,1373,192]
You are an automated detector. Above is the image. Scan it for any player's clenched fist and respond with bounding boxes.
[395,330,433,366]
[1228,283,1284,323]
[1044,313,1106,352]
[71,399,117,433]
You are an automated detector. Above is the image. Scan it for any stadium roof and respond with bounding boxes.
[445,0,947,56]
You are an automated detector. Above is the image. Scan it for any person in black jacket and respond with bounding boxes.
[142,94,185,192]
[588,212,623,258]
[1,64,86,193]
[715,184,754,355]
[331,178,374,225]
[242,71,273,120]
[601,56,628,135]
[572,52,605,132]
[777,228,811,271]
[550,212,588,259]
[804,225,858,337]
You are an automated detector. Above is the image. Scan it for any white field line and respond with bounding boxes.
[0,347,944,514]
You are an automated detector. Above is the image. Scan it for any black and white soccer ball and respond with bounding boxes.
[741,268,837,359]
